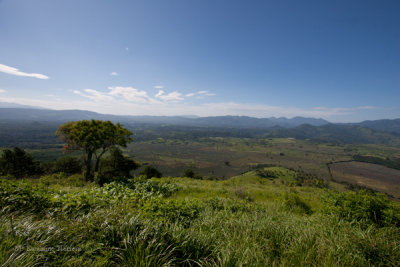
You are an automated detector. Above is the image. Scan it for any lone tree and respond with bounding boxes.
[56,120,133,180]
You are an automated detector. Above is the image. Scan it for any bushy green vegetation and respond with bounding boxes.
[1,167,399,266]
[322,190,400,227]
[96,148,140,186]
[140,166,163,179]
[0,147,42,178]
[42,156,83,175]
[182,168,203,180]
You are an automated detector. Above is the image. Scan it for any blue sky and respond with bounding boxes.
[0,0,399,122]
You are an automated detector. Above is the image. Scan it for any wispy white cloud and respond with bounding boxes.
[155,90,184,101]
[74,86,161,104]
[73,89,114,102]
[197,90,216,96]
[108,86,156,103]
[110,72,119,76]
[155,90,165,98]
[154,85,164,89]
[0,89,6,93]
[125,47,129,51]
[0,63,49,79]
[186,90,216,98]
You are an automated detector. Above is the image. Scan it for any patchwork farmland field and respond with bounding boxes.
[127,138,351,178]
[329,161,400,198]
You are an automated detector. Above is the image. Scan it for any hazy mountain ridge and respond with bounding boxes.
[0,107,329,128]
[1,106,399,132]
[352,119,400,134]
[0,102,45,109]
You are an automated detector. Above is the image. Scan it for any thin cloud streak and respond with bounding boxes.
[0,63,49,79]
[76,86,187,103]
[155,90,184,101]
[108,86,157,103]
[186,90,216,98]
[74,89,114,102]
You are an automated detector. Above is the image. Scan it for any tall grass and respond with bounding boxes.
[1,176,399,266]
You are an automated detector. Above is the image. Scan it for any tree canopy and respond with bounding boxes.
[0,147,41,178]
[56,120,133,180]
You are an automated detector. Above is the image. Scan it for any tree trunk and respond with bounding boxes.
[94,149,107,172]
[85,150,93,181]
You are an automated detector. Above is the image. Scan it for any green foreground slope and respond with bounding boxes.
[1,168,400,266]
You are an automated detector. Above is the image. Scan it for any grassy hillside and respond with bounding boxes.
[1,168,399,266]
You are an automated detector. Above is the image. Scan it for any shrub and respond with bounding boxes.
[256,169,278,179]
[97,148,140,186]
[139,166,162,179]
[0,147,42,178]
[94,172,118,187]
[183,169,195,178]
[41,161,56,174]
[54,156,82,175]
[182,169,203,179]
[322,190,400,227]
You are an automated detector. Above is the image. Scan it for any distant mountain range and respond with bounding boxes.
[0,102,45,109]
[0,106,400,141]
[0,105,400,133]
[1,105,400,148]
[0,107,329,128]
